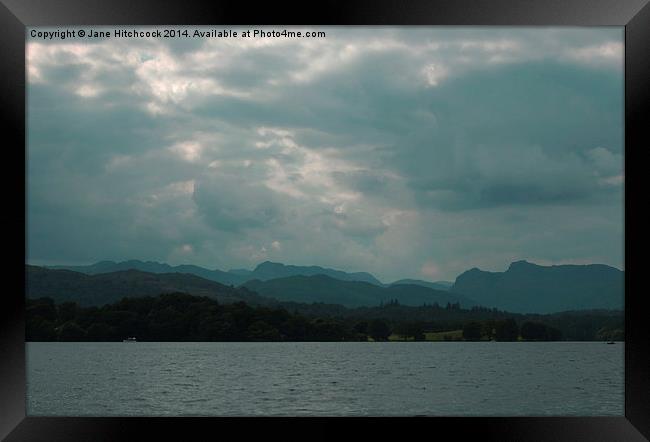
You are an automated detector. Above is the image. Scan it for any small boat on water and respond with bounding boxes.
[123,337,137,343]
[606,341,615,344]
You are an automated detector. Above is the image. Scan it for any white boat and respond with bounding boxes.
[123,337,137,343]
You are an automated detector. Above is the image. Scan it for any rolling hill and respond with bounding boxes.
[244,261,382,285]
[389,279,453,291]
[26,265,269,307]
[47,260,246,286]
[242,274,476,308]
[47,260,384,286]
[35,259,625,313]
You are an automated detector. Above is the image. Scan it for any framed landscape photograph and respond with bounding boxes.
[1,0,648,440]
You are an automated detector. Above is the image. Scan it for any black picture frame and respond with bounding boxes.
[1,1,648,440]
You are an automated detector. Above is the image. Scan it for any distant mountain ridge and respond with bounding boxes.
[27,265,269,307]
[46,260,385,286]
[27,265,474,310]
[47,260,245,286]
[451,260,624,314]
[389,279,453,291]
[244,261,382,285]
[243,274,475,308]
[39,258,625,313]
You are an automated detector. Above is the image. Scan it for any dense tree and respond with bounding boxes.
[283,316,310,341]
[27,298,57,322]
[353,321,368,335]
[86,323,114,341]
[494,319,519,341]
[595,326,623,341]
[368,319,391,341]
[520,321,563,341]
[248,321,282,341]
[25,294,619,342]
[394,322,425,341]
[57,321,87,341]
[57,302,79,323]
[311,318,353,341]
[462,321,483,341]
[481,320,496,340]
[26,318,57,341]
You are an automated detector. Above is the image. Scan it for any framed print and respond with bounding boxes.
[1,0,648,440]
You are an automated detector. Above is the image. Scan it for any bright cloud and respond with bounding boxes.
[26,27,624,281]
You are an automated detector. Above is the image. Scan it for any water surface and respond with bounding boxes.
[26,341,623,416]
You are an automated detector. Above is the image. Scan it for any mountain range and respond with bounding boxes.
[389,279,453,291]
[242,275,473,308]
[27,265,470,309]
[26,265,269,307]
[35,259,624,313]
[46,260,451,289]
[451,260,624,313]
[47,260,245,286]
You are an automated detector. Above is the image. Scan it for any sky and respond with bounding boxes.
[26,27,624,283]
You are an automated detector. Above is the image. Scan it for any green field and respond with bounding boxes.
[386,329,464,342]
[424,330,464,341]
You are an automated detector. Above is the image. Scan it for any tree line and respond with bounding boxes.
[28,293,381,342]
[26,293,623,342]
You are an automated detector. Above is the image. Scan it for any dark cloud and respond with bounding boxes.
[193,174,285,232]
[26,27,624,281]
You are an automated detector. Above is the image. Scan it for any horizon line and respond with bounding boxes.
[25,257,624,283]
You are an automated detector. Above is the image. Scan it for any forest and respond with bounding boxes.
[26,292,624,342]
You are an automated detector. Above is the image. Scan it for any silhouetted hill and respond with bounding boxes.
[249,261,383,285]
[47,259,384,286]
[243,274,475,308]
[451,260,624,313]
[40,259,624,313]
[26,265,269,307]
[48,260,246,286]
[389,279,453,291]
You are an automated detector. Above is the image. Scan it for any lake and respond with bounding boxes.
[26,341,623,416]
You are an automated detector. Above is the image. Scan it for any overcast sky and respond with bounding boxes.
[26,27,624,282]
